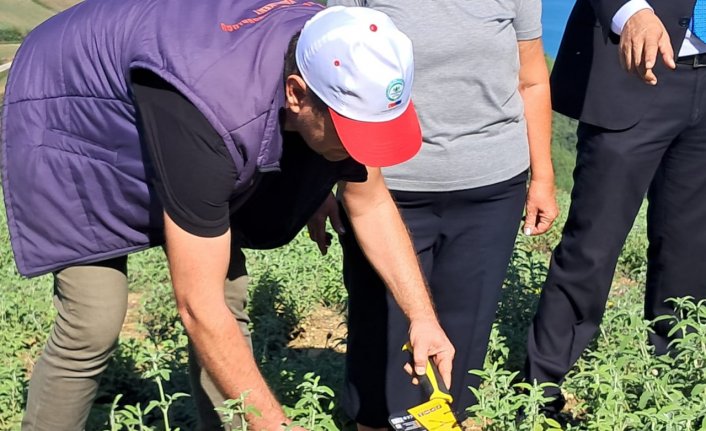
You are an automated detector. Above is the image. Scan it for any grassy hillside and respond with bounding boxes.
[0,0,81,96]
[34,0,82,12]
[0,69,7,93]
[0,0,81,42]
[0,43,19,62]
[0,0,54,39]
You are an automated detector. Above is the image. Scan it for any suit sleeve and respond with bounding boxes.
[589,0,632,37]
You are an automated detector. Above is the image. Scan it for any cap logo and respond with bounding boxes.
[386,79,405,102]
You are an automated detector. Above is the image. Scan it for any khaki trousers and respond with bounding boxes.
[21,250,251,431]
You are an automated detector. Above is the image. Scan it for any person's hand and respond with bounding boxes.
[306,193,345,255]
[523,178,558,236]
[620,8,676,85]
[405,318,455,389]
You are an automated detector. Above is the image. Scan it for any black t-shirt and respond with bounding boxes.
[131,69,367,241]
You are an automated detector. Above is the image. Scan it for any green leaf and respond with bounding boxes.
[545,418,563,429]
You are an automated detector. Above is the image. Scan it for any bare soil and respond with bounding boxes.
[120,292,144,340]
[287,306,347,353]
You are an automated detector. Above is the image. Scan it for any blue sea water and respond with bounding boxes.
[542,0,574,58]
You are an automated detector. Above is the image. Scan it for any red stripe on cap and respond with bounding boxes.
[329,101,421,167]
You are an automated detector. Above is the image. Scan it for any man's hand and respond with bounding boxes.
[306,193,345,255]
[523,178,558,236]
[407,318,455,389]
[620,8,676,85]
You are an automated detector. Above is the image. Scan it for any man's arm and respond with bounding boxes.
[518,38,557,236]
[133,72,298,430]
[164,213,292,430]
[339,168,455,385]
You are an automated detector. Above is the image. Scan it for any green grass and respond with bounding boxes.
[0,0,55,36]
[2,179,704,430]
[0,44,19,95]
[0,43,19,62]
[0,70,8,96]
[32,0,82,12]
[0,0,82,42]
[0,0,80,93]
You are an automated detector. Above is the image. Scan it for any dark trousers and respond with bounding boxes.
[526,64,706,398]
[340,172,527,427]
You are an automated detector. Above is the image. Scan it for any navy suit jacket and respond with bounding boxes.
[551,0,696,130]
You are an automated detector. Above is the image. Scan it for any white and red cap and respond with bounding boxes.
[295,6,421,167]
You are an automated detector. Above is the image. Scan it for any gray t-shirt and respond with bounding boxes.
[327,0,542,191]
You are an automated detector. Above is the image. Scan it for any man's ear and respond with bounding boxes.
[285,74,308,114]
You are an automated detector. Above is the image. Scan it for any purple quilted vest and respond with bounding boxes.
[1,0,323,276]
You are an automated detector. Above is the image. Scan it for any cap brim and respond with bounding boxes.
[329,101,422,168]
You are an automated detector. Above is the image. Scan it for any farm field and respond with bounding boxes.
[0,70,8,95]
[0,44,19,63]
[0,2,704,430]
[0,0,81,94]
[0,0,53,34]
[1,184,705,430]
[0,0,81,35]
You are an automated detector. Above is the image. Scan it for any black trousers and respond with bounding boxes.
[340,172,527,427]
[526,64,706,398]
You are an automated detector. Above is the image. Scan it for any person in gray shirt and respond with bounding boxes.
[309,0,558,428]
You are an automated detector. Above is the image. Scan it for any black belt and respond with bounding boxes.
[676,53,706,67]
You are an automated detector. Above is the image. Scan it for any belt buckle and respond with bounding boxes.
[693,54,706,68]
